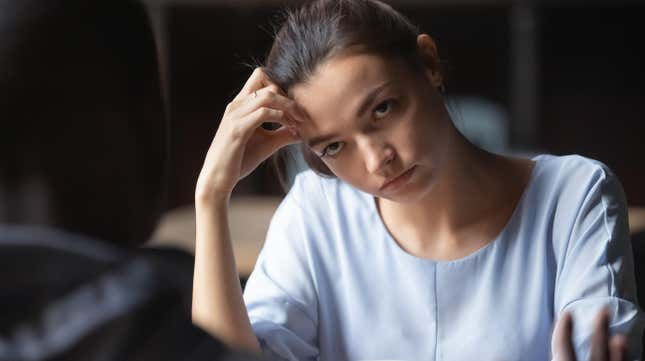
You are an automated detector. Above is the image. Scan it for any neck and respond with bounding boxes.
[377,131,523,251]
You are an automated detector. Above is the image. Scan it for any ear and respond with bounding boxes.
[416,34,443,89]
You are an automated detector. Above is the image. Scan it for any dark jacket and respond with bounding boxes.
[0,225,255,361]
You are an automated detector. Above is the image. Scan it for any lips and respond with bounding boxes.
[379,165,416,191]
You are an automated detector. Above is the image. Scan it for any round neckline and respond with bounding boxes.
[366,154,544,264]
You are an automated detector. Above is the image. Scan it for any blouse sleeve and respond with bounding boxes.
[551,163,644,360]
[242,182,320,361]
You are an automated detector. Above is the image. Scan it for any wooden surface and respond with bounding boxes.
[631,207,645,235]
[149,196,281,275]
[149,199,645,275]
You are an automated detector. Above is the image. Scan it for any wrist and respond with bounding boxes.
[195,188,231,208]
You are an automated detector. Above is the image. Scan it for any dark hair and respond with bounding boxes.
[0,0,167,246]
[264,0,438,182]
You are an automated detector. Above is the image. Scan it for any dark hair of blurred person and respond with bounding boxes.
[0,0,166,245]
[0,0,255,360]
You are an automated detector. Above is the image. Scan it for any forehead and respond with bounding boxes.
[290,53,408,135]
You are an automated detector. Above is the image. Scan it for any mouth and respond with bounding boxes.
[379,165,417,192]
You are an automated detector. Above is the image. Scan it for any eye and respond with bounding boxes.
[321,141,344,158]
[374,99,394,119]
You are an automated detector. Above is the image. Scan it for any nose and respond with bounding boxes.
[357,136,395,175]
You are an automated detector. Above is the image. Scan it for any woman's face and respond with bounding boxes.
[290,50,453,203]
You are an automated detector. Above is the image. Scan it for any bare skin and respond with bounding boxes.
[553,310,629,361]
[289,35,534,261]
[192,68,303,353]
[192,33,629,358]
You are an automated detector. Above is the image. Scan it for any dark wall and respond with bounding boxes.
[539,4,645,205]
[168,6,279,205]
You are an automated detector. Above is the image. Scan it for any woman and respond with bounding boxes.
[192,0,643,360]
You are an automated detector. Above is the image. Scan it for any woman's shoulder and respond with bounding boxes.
[533,153,614,180]
[281,168,372,217]
[529,153,620,201]
[266,169,377,249]
[524,153,627,236]
[261,169,377,265]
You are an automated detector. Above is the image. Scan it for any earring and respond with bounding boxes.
[438,83,446,93]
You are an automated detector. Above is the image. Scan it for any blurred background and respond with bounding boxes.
[141,0,645,277]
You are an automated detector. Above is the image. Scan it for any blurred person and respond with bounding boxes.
[191,0,643,360]
[0,0,256,360]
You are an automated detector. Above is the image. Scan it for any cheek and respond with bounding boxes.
[391,107,431,157]
[324,158,373,188]
[403,99,444,154]
[324,158,356,178]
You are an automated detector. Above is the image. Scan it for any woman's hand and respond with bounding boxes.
[195,67,304,202]
[553,309,629,361]
[191,68,304,352]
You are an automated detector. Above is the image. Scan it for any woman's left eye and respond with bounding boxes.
[374,99,393,119]
[321,141,344,158]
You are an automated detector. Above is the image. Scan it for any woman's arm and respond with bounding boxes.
[192,192,260,353]
[191,67,303,354]
[551,160,643,360]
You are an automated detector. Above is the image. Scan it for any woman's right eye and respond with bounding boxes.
[321,142,344,158]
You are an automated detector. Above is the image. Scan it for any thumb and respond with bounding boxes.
[261,126,301,155]
[553,313,577,361]
[245,126,301,168]
[609,334,628,361]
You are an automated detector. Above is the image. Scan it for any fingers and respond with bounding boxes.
[232,67,304,119]
[198,67,302,195]
[554,310,629,361]
[554,312,577,361]
[235,125,299,180]
[226,68,307,135]
[234,67,272,101]
[217,105,283,147]
[252,126,300,159]
[241,107,288,134]
[232,85,306,125]
[219,68,305,153]
[609,334,627,361]
[227,67,304,149]
[234,106,301,145]
[591,309,611,361]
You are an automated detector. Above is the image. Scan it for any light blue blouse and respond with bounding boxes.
[243,154,644,361]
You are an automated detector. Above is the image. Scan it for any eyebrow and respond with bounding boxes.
[306,81,392,149]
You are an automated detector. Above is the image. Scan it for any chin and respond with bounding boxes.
[377,187,423,203]
[378,167,436,203]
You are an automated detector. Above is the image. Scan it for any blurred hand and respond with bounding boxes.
[195,67,304,201]
[553,309,628,361]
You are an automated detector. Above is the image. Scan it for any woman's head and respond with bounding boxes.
[265,0,454,202]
